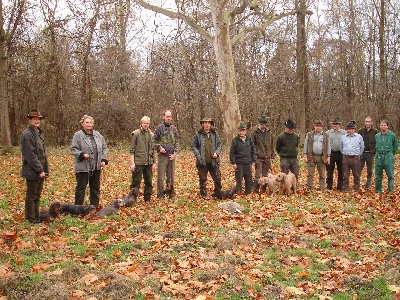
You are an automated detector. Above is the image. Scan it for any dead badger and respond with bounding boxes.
[218,201,243,214]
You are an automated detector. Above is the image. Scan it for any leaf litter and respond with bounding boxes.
[0,147,399,299]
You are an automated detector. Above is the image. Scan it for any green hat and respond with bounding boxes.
[330,117,342,124]
[314,120,323,126]
[258,115,270,125]
[345,122,356,129]
[237,122,247,130]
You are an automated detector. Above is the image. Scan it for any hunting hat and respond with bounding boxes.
[285,119,296,129]
[200,117,214,126]
[237,122,248,130]
[345,122,356,129]
[27,109,44,119]
[314,120,323,126]
[330,117,342,124]
[258,115,270,125]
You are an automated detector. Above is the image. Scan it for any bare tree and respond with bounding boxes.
[133,0,311,141]
[0,0,26,149]
[295,0,310,141]
[377,0,386,120]
[67,0,101,114]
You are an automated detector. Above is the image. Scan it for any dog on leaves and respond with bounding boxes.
[258,174,279,195]
[211,188,236,200]
[96,199,124,217]
[60,204,97,217]
[122,188,140,207]
[275,172,297,195]
[39,202,62,222]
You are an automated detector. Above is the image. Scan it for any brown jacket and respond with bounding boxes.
[250,126,275,160]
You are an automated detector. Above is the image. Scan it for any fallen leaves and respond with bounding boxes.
[0,148,400,299]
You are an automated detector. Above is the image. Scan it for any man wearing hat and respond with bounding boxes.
[303,120,331,190]
[275,119,300,181]
[340,122,364,192]
[374,119,398,193]
[21,110,49,223]
[326,117,346,190]
[250,115,275,193]
[230,121,256,195]
[191,117,222,199]
[358,116,378,189]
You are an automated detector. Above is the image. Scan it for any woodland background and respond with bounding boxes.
[1,0,400,148]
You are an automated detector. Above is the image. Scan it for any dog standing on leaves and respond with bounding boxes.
[258,174,279,195]
[276,172,297,195]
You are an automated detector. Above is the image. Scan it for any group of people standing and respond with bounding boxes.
[20,109,398,223]
[302,117,398,193]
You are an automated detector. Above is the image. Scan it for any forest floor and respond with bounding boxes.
[0,146,399,300]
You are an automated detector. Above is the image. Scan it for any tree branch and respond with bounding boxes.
[229,1,247,19]
[133,0,213,42]
[231,9,312,45]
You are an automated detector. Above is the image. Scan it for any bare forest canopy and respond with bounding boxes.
[1,0,400,147]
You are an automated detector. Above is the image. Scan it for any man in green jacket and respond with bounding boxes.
[21,110,49,223]
[375,119,398,193]
[275,119,300,181]
[130,116,157,202]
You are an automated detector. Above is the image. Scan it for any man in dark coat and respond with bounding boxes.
[358,116,378,189]
[250,115,275,193]
[21,110,49,223]
[230,122,256,195]
[191,117,222,199]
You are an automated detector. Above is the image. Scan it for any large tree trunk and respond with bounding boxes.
[0,1,11,150]
[378,0,386,120]
[296,0,309,142]
[210,1,241,143]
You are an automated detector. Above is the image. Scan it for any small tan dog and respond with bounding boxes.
[275,172,297,195]
[258,174,279,195]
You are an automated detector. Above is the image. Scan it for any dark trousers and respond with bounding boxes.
[235,164,253,195]
[157,154,175,198]
[253,158,271,192]
[25,178,44,223]
[326,151,343,190]
[280,157,299,181]
[360,152,374,188]
[197,163,222,196]
[75,170,101,207]
[342,156,361,192]
[130,165,153,201]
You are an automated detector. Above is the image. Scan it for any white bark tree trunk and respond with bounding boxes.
[209,0,241,142]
